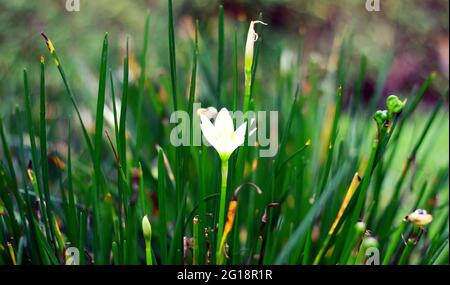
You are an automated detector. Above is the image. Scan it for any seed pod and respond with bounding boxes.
[404,209,433,226]
[374,110,388,127]
[355,221,366,235]
[386,95,406,117]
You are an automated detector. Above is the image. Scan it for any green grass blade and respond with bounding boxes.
[40,33,95,162]
[168,0,178,111]
[275,166,347,264]
[156,146,168,264]
[135,12,150,160]
[217,5,224,103]
[232,27,238,111]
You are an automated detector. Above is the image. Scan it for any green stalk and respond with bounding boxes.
[118,40,129,258]
[23,68,41,198]
[119,40,129,176]
[110,71,124,253]
[0,165,21,253]
[66,122,78,247]
[217,5,224,103]
[167,0,183,233]
[112,241,120,265]
[216,159,229,264]
[232,27,238,112]
[93,33,109,191]
[143,216,153,265]
[93,33,109,264]
[157,147,168,264]
[145,244,153,265]
[187,20,199,121]
[382,222,406,265]
[40,33,95,162]
[38,56,56,246]
[301,228,312,265]
[0,120,25,218]
[427,238,449,265]
[168,186,188,264]
[340,223,366,264]
[78,210,87,265]
[135,12,150,159]
[168,0,178,111]
[398,238,415,265]
[276,166,347,264]
[23,67,50,243]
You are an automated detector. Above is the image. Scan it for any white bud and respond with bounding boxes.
[244,20,268,74]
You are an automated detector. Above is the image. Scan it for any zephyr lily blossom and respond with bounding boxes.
[404,209,433,226]
[199,107,255,264]
[200,107,253,161]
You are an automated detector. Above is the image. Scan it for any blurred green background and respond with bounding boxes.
[0,0,448,168]
[0,1,448,266]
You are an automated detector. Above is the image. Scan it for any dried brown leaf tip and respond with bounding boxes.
[41,32,55,54]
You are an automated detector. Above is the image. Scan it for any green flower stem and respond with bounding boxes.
[398,238,415,265]
[216,158,229,264]
[145,241,153,265]
[382,222,406,265]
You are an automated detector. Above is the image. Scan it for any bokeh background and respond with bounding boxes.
[0,0,448,166]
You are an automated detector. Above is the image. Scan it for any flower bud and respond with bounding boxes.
[363,236,379,249]
[374,110,388,127]
[386,95,406,117]
[355,221,366,234]
[244,20,267,75]
[142,215,152,242]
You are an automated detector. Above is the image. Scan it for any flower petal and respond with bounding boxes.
[220,122,246,156]
[200,114,219,151]
[234,122,247,146]
[214,108,234,138]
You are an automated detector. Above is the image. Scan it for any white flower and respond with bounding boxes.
[200,108,254,160]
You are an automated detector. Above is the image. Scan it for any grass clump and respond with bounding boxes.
[0,1,448,265]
